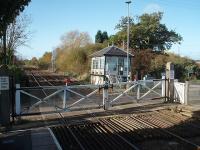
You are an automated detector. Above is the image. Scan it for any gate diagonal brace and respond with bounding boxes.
[110,83,138,104]
[65,89,99,109]
[66,88,86,98]
[20,90,42,102]
[24,89,64,112]
[31,89,63,109]
[139,81,161,100]
[66,88,96,102]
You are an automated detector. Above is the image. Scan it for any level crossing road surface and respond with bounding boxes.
[0,128,58,150]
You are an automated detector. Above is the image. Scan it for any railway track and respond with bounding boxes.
[29,71,140,149]
[25,70,72,87]
[26,71,200,150]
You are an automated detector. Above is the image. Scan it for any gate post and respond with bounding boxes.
[15,84,21,115]
[137,84,140,100]
[161,75,165,97]
[166,62,174,102]
[103,82,109,110]
[184,81,189,105]
[0,65,11,125]
[63,83,68,109]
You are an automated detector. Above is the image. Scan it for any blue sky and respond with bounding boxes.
[17,0,200,60]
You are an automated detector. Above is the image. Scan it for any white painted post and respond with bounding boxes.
[137,84,140,100]
[161,75,165,97]
[173,80,179,102]
[103,83,109,110]
[166,62,175,102]
[63,83,67,108]
[15,84,21,115]
[184,81,189,105]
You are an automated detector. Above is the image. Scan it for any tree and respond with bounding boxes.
[149,53,168,78]
[115,16,134,30]
[55,43,105,78]
[38,52,52,69]
[60,30,92,49]
[95,30,102,43]
[29,57,38,66]
[149,53,199,81]
[0,0,31,64]
[55,30,96,77]
[95,30,108,43]
[102,31,108,42]
[111,12,182,79]
[0,14,32,65]
[132,49,154,80]
[111,12,182,52]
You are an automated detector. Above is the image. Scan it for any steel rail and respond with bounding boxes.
[31,72,48,97]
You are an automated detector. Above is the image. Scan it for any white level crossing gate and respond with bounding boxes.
[109,79,167,106]
[15,84,100,115]
[15,79,167,116]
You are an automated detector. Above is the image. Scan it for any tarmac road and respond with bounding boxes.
[0,130,32,150]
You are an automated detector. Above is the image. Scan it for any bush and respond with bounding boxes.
[149,53,199,81]
[8,65,25,83]
[38,61,50,70]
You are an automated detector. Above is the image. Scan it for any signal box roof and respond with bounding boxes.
[90,46,134,57]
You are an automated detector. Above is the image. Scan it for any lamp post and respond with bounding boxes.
[126,1,131,81]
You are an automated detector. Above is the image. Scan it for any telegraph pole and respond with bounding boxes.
[51,50,56,72]
[126,1,131,81]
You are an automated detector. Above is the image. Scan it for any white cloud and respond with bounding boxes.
[143,3,163,13]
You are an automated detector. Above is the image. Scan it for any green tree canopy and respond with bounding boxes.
[111,12,182,52]
[95,30,108,43]
[115,16,134,30]
[102,31,108,42]
[95,30,102,43]
[0,0,30,28]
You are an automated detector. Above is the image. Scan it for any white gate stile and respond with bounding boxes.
[174,81,186,104]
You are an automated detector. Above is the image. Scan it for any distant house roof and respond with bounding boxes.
[90,46,134,57]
